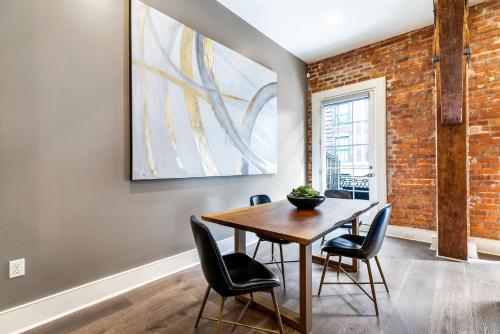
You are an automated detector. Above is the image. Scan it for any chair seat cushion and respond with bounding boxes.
[255,233,292,244]
[321,234,367,259]
[222,252,280,296]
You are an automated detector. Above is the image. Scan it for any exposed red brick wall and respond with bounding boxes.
[306,0,499,239]
[307,27,437,231]
[468,0,500,240]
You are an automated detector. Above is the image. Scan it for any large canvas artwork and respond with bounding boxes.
[131,0,278,180]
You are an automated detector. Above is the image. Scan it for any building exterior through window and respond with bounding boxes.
[322,92,370,200]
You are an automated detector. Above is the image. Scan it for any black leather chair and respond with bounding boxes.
[324,189,355,233]
[324,189,352,199]
[250,195,293,289]
[190,216,284,334]
[317,204,392,316]
[321,189,357,253]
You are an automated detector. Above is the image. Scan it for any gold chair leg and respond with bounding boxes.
[271,289,285,334]
[337,256,342,277]
[201,293,280,334]
[375,256,389,293]
[253,239,262,259]
[231,293,253,332]
[279,243,286,289]
[318,253,330,296]
[320,236,325,255]
[216,297,225,334]
[365,260,379,316]
[195,286,211,328]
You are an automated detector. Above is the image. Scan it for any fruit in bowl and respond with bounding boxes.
[287,185,325,210]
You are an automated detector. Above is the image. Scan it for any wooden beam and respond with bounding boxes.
[433,0,469,260]
[438,0,465,125]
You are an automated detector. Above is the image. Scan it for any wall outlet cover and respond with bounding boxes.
[9,258,25,279]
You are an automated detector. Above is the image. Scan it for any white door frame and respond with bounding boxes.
[311,77,387,206]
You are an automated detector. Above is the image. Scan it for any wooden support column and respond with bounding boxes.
[433,0,469,260]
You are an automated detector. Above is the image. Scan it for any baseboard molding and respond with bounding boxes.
[472,236,500,257]
[0,235,257,334]
[386,225,435,243]
[386,225,500,257]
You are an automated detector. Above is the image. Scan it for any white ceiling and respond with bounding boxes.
[217,0,486,63]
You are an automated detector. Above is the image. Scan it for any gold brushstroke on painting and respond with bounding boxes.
[132,60,247,103]
[179,26,218,176]
[164,93,186,175]
[138,4,160,178]
[203,38,217,82]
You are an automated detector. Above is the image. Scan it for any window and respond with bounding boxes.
[334,105,350,125]
[311,77,388,214]
[334,136,350,162]
[322,93,370,199]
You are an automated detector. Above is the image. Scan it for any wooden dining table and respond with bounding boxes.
[202,198,377,334]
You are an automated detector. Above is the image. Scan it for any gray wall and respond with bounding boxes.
[0,0,306,310]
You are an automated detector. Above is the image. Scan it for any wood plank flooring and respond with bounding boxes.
[27,237,500,334]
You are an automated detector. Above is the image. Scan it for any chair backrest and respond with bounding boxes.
[361,204,392,258]
[250,194,271,206]
[190,216,232,295]
[324,189,352,199]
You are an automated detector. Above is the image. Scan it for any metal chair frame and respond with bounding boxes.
[250,194,299,290]
[317,253,389,316]
[252,238,299,290]
[195,286,284,334]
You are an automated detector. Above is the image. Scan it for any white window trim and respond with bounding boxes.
[311,77,387,205]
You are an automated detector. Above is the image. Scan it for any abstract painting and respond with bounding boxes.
[131,0,278,180]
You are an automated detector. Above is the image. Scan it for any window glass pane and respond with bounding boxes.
[326,156,353,170]
[353,168,371,178]
[353,144,369,166]
[334,102,351,125]
[332,144,351,162]
[353,98,369,122]
[337,160,354,170]
[354,190,370,200]
[353,121,369,145]
[322,94,370,200]
[324,167,341,190]
[334,136,349,146]
[353,168,370,200]
[325,168,355,192]
[332,123,351,139]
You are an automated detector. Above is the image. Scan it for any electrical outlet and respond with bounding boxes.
[9,258,25,279]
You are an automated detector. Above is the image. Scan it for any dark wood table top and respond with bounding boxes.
[202,198,378,245]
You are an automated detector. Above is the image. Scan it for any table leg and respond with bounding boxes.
[299,244,312,334]
[234,229,246,253]
[235,242,311,333]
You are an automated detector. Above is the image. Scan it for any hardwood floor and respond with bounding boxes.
[27,237,500,334]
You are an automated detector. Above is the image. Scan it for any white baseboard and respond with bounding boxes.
[472,236,500,256]
[0,235,257,334]
[386,225,500,257]
[386,225,435,243]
